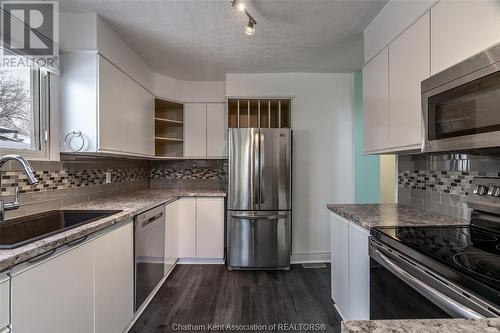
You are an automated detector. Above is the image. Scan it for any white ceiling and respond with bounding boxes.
[60,0,387,81]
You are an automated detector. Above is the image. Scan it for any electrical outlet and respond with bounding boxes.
[105,172,111,184]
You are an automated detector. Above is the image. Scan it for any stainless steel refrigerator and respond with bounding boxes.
[227,128,292,270]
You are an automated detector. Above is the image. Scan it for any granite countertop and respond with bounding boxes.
[327,203,468,230]
[0,189,226,272]
[341,318,500,333]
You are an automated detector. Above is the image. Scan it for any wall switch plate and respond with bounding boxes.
[105,172,111,184]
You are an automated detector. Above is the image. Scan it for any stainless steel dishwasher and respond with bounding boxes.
[134,204,165,311]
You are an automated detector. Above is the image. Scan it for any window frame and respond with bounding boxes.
[0,67,51,160]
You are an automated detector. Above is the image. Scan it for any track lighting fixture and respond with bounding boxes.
[232,0,246,12]
[231,0,257,36]
[245,18,255,36]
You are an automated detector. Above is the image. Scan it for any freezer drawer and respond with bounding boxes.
[227,211,291,269]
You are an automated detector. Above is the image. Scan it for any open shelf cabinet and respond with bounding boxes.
[155,99,184,157]
[228,98,292,129]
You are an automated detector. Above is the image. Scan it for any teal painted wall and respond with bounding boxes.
[354,71,380,203]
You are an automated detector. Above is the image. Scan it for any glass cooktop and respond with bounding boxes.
[371,224,500,307]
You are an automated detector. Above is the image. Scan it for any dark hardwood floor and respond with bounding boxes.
[130,264,342,333]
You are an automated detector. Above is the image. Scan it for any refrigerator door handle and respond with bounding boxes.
[253,131,260,207]
[259,131,265,205]
[230,213,289,220]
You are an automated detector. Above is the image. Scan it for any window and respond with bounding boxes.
[0,65,50,158]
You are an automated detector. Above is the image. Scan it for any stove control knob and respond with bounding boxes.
[493,187,500,197]
[474,185,489,196]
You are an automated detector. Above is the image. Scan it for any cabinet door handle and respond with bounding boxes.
[66,235,88,247]
[27,249,57,264]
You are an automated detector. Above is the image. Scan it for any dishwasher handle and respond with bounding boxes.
[141,212,163,227]
[369,241,484,319]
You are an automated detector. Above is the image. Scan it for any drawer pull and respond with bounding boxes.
[27,249,57,264]
[66,235,88,247]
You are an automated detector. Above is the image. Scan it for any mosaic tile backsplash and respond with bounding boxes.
[150,159,227,191]
[398,153,500,220]
[1,168,149,195]
[0,156,228,219]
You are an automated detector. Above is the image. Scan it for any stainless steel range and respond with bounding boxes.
[227,128,292,270]
[370,177,500,319]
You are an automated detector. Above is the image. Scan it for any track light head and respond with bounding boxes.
[245,18,255,36]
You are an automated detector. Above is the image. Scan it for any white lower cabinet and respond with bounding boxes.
[178,198,197,258]
[10,221,133,333]
[196,198,225,258]
[0,275,9,332]
[177,197,225,260]
[94,222,134,333]
[330,213,370,320]
[330,213,349,319]
[347,222,370,320]
[11,241,94,333]
[165,200,180,275]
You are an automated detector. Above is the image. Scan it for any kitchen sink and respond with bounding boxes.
[0,210,123,249]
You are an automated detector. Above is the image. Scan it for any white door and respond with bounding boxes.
[431,1,500,75]
[11,243,94,333]
[178,198,197,258]
[94,223,134,333]
[196,198,224,259]
[348,223,370,320]
[388,12,430,149]
[206,103,227,157]
[98,56,125,153]
[184,103,207,157]
[363,47,389,153]
[330,213,349,319]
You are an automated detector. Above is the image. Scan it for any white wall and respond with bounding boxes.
[154,73,226,103]
[226,73,354,261]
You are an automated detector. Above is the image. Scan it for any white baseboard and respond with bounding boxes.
[177,258,225,265]
[291,251,331,264]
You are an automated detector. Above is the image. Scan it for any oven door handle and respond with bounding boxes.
[370,244,484,319]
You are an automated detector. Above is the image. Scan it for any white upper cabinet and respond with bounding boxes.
[123,68,155,156]
[431,1,500,75]
[184,103,207,158]
[184,103,227,158]
[361,0,500,154]
[98,56,126,152]
[206,103,227,157]
[98,55,155,156]
[61,54,155,157]
[388,12,430,150]
[363,47,389,153]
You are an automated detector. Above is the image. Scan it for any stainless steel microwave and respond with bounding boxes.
[422,42,500,153]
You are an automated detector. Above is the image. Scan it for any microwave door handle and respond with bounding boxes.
[370,245,484,319]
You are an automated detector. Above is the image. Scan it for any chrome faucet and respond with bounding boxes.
[0,154,39,222]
